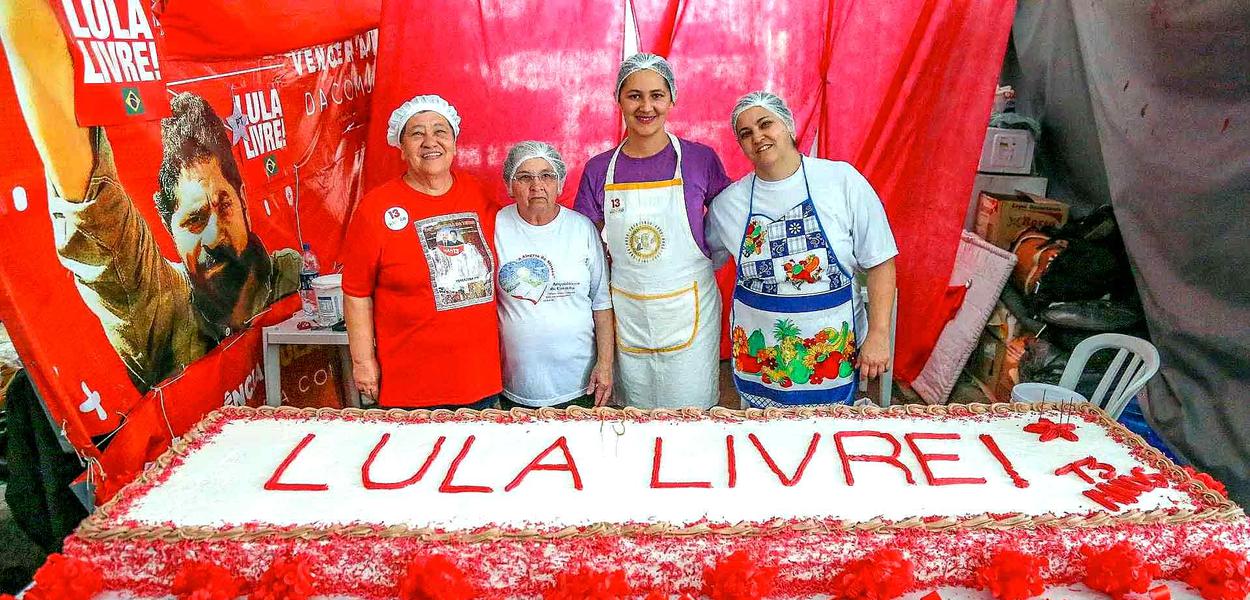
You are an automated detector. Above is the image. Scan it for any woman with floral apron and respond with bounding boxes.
[574,54,731,409]
[707,91,898,408]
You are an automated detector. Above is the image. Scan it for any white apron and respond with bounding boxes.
[603,133,720,409]
[730,160,858,408]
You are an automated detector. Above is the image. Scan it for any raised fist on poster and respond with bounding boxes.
[0,0,300,392]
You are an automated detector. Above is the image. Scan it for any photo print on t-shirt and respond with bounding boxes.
[414,212,495,311]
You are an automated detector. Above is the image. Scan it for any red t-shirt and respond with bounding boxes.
[341,174,502,407]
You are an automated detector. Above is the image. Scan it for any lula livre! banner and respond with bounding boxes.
[0,6,378,500]
[50,0,171,124]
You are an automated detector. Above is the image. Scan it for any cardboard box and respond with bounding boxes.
[964,173,1048,231]
[967,328,1029,403]
[978,127,1035,174]
[973,191,1069,250]
[968,329,1008,386]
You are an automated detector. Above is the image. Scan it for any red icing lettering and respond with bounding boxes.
[439,435,493,494]
[726,435,738,488]
[650,437,712,489]
[903,433,986,486]
[1055,456,1117,484]
[264,433,329,491]
[1082,467,1169,510]
[749,432,821,487]
[978,434,1029,488]
[504,436,583,492]
[361,433,445,490]
[833,430,915,486]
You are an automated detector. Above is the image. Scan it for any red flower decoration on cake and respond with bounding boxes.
[397,554,476,600]
[171,561,243,600]
[26,553,104,600]
[974,550,1048,600]
[644,593,695,600]
[1184,466,1229,498]
[1080,543,1162,599]
[1022,418,1078,442]
[249,556,315,600]
[827,548,915,599]
[920,593,942,600]
[1182,549,1250,600]
[543,567,631,600]
[702,550,779,600]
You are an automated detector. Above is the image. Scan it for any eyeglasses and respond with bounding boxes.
[513,172,559,185]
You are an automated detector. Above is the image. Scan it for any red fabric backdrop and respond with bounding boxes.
[366,0,1015,383]
[364,2,629,205]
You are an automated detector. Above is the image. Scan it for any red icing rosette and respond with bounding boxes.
[827,548,915,599]
[1184,466,1229,498]
[249,555,315,600]
[644,593,695,600]
[974,549,1048,600]
[1080,543,1162,599]
[1182,548,1250,600]
[397,554,476,600]
[26,553,104,600]
[543,567,631,599]
[171,561,243,600]
[702,550,780,600]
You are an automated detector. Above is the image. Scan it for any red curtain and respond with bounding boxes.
[366,0,1018,384]
[365,1,630,205]
[817,0,1015,381]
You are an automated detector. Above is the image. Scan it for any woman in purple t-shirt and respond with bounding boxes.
[573,53,731,410]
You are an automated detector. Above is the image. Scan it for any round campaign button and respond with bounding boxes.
[384,206,409,231]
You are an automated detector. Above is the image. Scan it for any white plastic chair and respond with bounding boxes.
[1058,333,1160,419]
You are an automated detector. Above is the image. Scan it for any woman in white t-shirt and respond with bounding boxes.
[706,92,898,408]
[494,141,615,409]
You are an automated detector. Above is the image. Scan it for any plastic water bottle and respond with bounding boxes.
[299,243,320,318]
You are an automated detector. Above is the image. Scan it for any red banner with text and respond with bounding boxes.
[0,10,376,501]
[51,0,171,124]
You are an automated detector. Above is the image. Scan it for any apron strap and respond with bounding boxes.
[605,132,683,187]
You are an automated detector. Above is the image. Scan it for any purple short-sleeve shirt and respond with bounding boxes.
[574,137,731,257]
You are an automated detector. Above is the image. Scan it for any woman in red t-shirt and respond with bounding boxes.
[341,94,502,409]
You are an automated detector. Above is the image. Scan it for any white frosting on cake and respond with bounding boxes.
[121,414,1195,531]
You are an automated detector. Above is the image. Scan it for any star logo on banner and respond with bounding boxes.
[224,102,249,146]
[78,381,107,421]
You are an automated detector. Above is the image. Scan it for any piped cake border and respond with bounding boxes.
[75,402,1241,543]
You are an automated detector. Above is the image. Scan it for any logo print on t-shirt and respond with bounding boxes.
[384,206,409,231]
[499,255,553,304]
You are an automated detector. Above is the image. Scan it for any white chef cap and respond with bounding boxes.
[387,94,461,147]
[731,90,796,138]
[502,141,568,194]
[616,53,677,103]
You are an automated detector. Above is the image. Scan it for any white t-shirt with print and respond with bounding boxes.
[706,157,898,336]
[495,205,612,406]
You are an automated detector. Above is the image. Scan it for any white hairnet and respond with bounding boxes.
[503,141,568,193]
[386,94,461,147]
[731,91,796,138]
[615,53,677,103]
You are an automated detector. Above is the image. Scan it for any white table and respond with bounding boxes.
[261,314,360,407]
